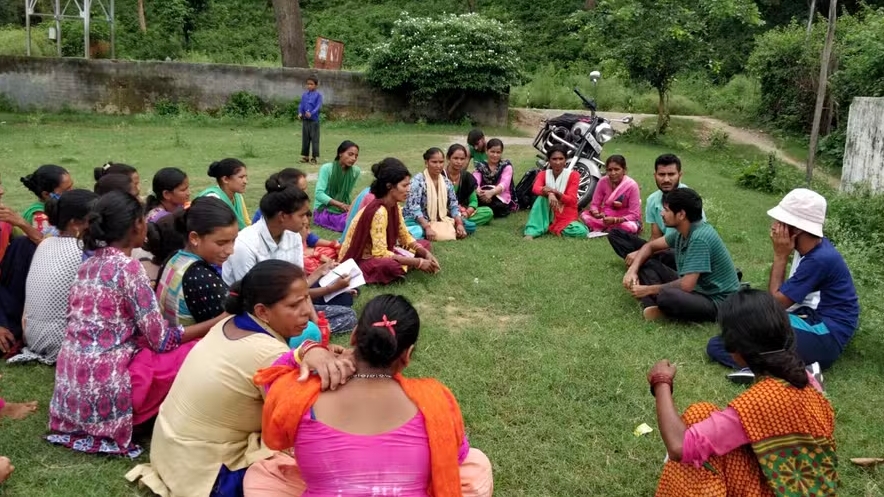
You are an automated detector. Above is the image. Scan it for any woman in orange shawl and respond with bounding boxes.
[245,294,493,497]
[650,289,837,497]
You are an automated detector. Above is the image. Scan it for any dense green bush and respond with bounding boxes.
[827,187,884,286]
[366,13,522,122]
[735,154,814,195]
[222,91,267,118]
[0,26,55,56]
[748,8,884,168]
[748,21,823,134]
[60,20,111,57]
[509,66,759,119]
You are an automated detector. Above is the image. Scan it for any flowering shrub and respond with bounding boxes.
[366,13,523,121]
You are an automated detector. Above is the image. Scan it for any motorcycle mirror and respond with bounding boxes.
[590,70,601,83]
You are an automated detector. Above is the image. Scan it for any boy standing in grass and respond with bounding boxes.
[299,75,323,165]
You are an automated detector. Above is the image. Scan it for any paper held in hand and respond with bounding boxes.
[319,258,366,303]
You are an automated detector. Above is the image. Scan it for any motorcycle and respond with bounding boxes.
[528,87,632,211]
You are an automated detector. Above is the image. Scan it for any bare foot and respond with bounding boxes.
[0,456,13,484]
[0,400,38,420]
[523,235,534,241]
[643,306,665,321]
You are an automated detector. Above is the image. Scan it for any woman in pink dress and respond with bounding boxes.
[47,191,214,457]
[581,155,642,234]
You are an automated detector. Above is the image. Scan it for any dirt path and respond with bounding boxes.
[450,108,840,188]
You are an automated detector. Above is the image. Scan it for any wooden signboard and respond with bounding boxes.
[314,37,344,70]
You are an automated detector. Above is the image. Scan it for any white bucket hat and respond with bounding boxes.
[767,188,826,237]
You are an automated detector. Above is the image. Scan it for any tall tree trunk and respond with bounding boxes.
[806,0,837,185]
[656,87,669,134]
[138,0,147,32]
[272,0,309,68]
[466,0,477,13]
[585,0,597,9]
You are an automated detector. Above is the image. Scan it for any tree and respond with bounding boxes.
[272,0,309,68]
[138,0,147,32]
[806,0,837,183]
[366,13,523,121]
[576,0,762,132]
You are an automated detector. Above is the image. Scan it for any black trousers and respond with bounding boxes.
[480,197,512,218]
[608,229,718,323]
[301,119,320,158]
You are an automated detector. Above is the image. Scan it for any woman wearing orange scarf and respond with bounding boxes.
[245,294,494,497]
[650,289,837,497]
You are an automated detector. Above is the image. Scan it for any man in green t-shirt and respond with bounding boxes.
[467,128,487,165]
[622,188,740,322]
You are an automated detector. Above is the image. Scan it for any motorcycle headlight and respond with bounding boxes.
[595,123,614,144]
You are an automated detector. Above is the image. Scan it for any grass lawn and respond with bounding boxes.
[0,114,882,496]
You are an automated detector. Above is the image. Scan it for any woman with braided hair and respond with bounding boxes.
[649,289,837,497]
[245,294,494,496]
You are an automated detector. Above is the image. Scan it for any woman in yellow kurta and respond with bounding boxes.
[338,158,440,285]
[126,260,353,497]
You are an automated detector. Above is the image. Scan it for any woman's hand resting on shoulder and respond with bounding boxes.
[299,345,356,391]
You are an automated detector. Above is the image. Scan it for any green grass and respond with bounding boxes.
[0,115,882,496]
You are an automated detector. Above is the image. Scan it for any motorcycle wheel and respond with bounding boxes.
[571,160,599,211]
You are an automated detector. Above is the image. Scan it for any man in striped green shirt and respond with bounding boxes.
[622,188,740,322]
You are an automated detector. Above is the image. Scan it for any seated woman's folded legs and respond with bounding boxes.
[404,219,425,240]
[560,221,589,238]
[463,218,477,235]
[313,209,348,233]
[523,197,551,238]
[468,207,493,227]
[129,340,199,426]
[357,258,407,285]
[314,304,357,335]
[481,198,511,218]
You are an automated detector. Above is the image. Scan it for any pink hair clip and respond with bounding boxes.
[372,314,397,336]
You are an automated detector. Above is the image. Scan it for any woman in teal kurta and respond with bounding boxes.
[196,158,250,230]
[313,141,360,232]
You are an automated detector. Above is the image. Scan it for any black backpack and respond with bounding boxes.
[514,168,540,211]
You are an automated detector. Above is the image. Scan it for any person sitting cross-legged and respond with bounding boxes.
[622,188,739,323]
[581,154,641,235]
[707,188,859,383]
[608,153,704,273]
[523,144,588,239]
[651,289,837,496]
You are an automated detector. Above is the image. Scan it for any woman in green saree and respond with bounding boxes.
[196,158,251,230]
[313,141,360,232]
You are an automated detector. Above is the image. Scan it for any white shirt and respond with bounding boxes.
[787,250,820,311]
[222,218,304,285]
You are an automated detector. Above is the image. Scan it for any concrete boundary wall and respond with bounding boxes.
[0,56,507,125]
